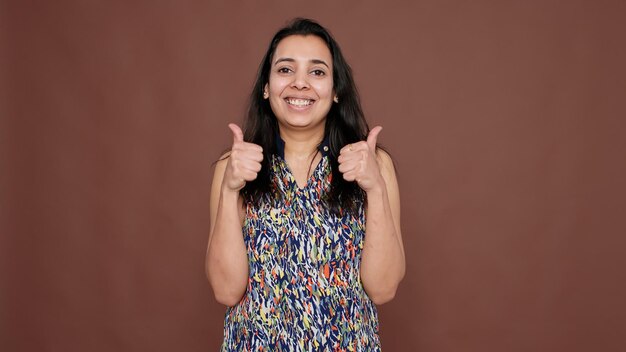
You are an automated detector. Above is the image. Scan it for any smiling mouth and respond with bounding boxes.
[285,98,315,107]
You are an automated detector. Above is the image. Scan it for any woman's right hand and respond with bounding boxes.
[222,123,264,193]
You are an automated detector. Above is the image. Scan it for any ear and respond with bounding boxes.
[263,84,269,99]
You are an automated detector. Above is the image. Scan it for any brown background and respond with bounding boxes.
[2,1,625,351]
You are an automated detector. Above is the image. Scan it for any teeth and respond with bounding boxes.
[287,98,313,106]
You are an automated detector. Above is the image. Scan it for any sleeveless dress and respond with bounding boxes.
[221,145,380,351]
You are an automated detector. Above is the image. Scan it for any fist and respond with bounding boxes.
[222,123,263,192]
[337,126,384,192]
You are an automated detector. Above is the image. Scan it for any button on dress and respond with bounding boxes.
[221,149,380,351]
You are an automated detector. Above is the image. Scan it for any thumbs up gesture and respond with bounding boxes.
[222,123,264,192]
[338,126,384,192]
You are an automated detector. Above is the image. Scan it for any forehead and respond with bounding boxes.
[273,35,333,66]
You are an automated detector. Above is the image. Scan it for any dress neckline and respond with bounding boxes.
[273,154,329,193]
[275,133,330,160]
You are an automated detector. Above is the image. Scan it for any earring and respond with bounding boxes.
[333,96,339,103]
[263,91,269,99]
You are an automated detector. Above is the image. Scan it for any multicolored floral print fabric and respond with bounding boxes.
[221,154,380,351]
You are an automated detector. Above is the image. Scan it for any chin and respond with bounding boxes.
[278,110,331,129]
[280,115,326,129]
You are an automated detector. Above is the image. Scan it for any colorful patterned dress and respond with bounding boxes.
[221,143,380,351]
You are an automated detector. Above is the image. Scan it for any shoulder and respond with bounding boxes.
[211,152,231,184]
[375,148,395,174]
[214,151,231,168]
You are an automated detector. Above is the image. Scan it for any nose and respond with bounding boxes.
[291,70,309,90]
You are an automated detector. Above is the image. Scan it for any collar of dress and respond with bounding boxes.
[275,133,330,160]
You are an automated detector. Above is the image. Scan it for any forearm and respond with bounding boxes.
[206,188,249,306]
[360,181,405,304]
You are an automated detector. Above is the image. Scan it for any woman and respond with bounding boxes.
[206,18,405,351]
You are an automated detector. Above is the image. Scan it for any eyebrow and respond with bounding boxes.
[274,57,330,68]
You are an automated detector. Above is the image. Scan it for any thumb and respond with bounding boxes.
[228,123,244,144]
[367,126,383,150]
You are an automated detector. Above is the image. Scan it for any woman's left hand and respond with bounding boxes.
[338,126,384,192]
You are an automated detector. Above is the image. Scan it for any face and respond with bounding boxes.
[265,35,335,131]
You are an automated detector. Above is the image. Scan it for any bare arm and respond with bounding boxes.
[359,150,405,304]
[205,124,263,306]
[338,127,405,304]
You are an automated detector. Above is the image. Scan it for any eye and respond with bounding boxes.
[311,69,326,76]
[277,67,292,74]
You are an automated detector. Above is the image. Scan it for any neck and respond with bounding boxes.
[279,126,324,160]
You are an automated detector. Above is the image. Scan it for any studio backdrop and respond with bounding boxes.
[1,1,625,351]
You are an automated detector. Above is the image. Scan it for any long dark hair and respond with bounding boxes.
[241,18,370,215]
